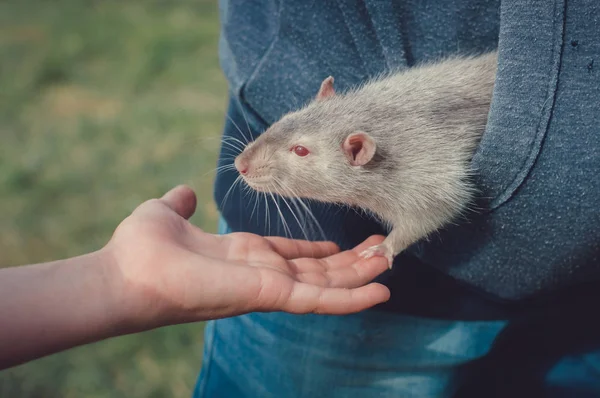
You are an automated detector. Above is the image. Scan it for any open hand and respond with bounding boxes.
[106,185,391,330]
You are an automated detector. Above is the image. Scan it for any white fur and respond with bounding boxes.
[236,51,498,266]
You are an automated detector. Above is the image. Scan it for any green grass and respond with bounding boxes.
[0,1,228,396]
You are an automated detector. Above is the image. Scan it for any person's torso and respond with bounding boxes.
[214,0,600,313]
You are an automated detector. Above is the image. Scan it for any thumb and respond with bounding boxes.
[160,185,197,219]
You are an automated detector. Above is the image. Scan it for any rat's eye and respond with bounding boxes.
[292,145,310,157]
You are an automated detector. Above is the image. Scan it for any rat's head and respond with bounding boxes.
[234,76,380,204]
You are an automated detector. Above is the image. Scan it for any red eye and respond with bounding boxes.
[292,145,310,157]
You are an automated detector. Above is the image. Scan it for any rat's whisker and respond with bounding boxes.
[296,198,325,242]
[199,163,236,179]
[249,188,260,221]
[236,97,255,142]
[269,192,292,238]
[263,191,273,237]
[221,175,243,210]
[277,195,293,239]
[274,181,310,242]
[222,136,248,150]
[278,182,311,234]
[271,178,308,241]
[285,198,315,256]
[288,196,308,236]
[266,191,281,237]
[219,146,243,159]
[220,140,245,153]
[279,182,326,241]
[215,163,236,172]
[219,149,240,159]
[218,156,238,165]
[225,112,251,145]
[263,192,270,236]
[290,196,318,241]
[273,178,313,241]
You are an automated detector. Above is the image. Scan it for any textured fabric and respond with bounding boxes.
[195,302,600,397]
[201,0,600,395]
[219,0,500,125]
[214,0,600,303]
[419,0,600,301]
[193,220,600,398]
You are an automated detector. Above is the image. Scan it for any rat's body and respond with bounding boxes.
[234,51,498,267]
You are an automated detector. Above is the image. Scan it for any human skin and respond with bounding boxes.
[0,185,390,370]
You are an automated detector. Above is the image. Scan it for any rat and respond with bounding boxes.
[233,51,498,267]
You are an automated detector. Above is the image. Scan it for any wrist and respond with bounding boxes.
[100,240,177,334]
[83,247,136,337]
[96,244,152,336]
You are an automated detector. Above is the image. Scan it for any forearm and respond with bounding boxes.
[0,249,128,370]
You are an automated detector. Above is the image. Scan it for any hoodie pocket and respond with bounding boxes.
[469,0,565,211]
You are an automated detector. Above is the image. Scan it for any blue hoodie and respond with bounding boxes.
[213,0,600,318]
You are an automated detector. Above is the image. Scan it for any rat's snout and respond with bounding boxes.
[234,156,249,175]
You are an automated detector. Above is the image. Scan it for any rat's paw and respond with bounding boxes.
[360,244,394,269]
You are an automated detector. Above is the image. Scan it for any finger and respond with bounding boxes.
[295,256,389,288]
[264,237,340,259]
[160,185,197,219]
[350,235,387,254]
[285,235,388,274]
[281,282,391,315]
[316,235,386,270]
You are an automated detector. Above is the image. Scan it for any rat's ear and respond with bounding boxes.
[343,132,376,166]
[316,76,335,101]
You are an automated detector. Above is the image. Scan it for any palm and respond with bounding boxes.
[111,186,391,325]
[211,232,390,315]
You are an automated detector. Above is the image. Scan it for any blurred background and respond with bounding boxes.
[0,1,227,396]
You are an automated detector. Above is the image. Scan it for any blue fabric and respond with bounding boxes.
[214,0,600,302]
[193,219,600,397]
[198,0,600,396]
[420,0,600,301]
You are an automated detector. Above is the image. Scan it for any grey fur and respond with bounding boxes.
[235,51,498,266]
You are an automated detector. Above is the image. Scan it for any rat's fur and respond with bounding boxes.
[234,51,498,266]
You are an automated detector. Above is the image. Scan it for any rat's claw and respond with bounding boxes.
[360,244,394,269]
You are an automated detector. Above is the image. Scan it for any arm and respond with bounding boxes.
[0,185,390,370]
[0,250,125,370]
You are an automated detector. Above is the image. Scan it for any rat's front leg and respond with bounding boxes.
[359,226,410,269]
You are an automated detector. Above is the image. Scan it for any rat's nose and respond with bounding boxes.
[234,157,249,175]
